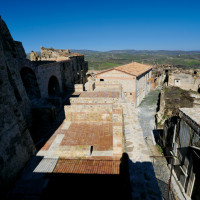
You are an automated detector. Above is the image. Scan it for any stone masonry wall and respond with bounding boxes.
[0,17,36,191]
[169,71,200,92]
[41,47,70,60]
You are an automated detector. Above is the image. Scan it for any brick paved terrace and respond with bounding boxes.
[36,102,124,174]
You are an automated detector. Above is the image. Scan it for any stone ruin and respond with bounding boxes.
[40,46,71,61]
[30,51,41,61]
[155,64,200,92]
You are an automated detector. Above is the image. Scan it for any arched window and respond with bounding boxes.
[20,67,41,100]
[48,76,60,97]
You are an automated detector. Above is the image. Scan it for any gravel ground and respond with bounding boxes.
[136,88,177,200]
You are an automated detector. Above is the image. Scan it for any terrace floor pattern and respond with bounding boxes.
[60,122,113,151]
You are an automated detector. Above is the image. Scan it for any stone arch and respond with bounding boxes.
[20,67,41,100]
[48,75,60,97]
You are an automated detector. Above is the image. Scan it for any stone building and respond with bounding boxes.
[95,62,152,106]
[0,17,88,192]
[168,69,200,93]
[161,108,200,199]
[154,65,200,93]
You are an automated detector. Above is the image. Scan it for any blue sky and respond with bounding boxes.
[1,0,200,52]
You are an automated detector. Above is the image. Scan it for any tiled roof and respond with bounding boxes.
[116,62,152,76]
[53,159,120,174]
[96,62,152,77]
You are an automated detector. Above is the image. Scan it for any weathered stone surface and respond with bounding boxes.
[41,46,71,61]
[0,17,36,192]
[0,17,89,195]
[30,51,41,61]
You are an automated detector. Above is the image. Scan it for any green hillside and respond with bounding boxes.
[70,50,200,70]
[27,50,200,70]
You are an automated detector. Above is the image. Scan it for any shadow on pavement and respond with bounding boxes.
[7,153,163,200]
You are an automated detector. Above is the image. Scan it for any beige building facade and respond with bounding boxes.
[95,62,152,106]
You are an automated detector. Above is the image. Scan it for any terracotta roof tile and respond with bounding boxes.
[115,62,152,76]
[96,62,152,77]
[53,159,120,174]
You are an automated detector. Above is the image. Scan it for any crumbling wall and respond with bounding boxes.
[168,70,200,92]
[30,51,41,61]
[0,17,36,191]
[156,86,194,128]
[41,47,70,60]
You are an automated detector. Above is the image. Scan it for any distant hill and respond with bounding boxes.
[70,49,200,70]
[26,49,200,70]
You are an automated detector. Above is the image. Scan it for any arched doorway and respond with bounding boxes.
[20,67,41,100]
[48,76,60,97]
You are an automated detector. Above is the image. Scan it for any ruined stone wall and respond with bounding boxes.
[23,54,88,99]
[30,51,41,61]
[37,62,63,98]
[168,70,200,92]
[155,65,200,92]
[0,18,89,192]
[0,17,36,191]
[41,47,70,60]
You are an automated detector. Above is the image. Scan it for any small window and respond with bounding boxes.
[100,79,104,81]
[194,71,197,75]
[130,93,132,95]
[90,146,93,155]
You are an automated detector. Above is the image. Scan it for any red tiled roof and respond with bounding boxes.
[53,159,120,174]
[96,62,152,77]
[60,122,113,151]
